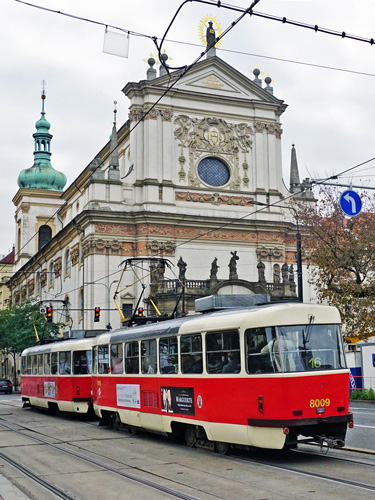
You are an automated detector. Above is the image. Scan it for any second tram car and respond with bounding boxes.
[90,302,353,451]
[21,337,93,414]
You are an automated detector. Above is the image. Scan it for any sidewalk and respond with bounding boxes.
[0,474,30,500]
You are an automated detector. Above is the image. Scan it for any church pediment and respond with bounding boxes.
[150,57,283,104]
[181,70,246,96]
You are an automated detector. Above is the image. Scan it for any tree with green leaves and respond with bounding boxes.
[0,300,60,389]
[297,187,375,339]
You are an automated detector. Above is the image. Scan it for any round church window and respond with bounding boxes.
[197,157,230,187]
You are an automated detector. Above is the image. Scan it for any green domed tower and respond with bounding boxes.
[17,91,67,191]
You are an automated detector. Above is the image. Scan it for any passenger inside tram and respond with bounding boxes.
[188,354,203,374]
[222,352,240,373]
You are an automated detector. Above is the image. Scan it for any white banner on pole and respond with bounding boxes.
[103,28,129,58]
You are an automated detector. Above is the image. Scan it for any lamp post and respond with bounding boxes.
[86,280,119,329]
[251,201,303,302]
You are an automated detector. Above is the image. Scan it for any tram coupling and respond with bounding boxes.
[315,435,345,449]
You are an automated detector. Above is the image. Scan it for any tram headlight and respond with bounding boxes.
[316,408,325,414]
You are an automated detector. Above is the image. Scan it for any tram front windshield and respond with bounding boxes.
[246,324,346,373]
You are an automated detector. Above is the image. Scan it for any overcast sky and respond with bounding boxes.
[1,0,375,257]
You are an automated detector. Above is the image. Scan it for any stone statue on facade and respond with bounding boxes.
[157,259,166,281]
[257,260,266,283]
[289,265,295,284]
[282,263,290,285]
[177,257,187,280]
[229,251,239,280]
[210,257,219,279]
[273,265,280,287]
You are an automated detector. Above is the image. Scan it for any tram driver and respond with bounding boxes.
[261,330,297,372]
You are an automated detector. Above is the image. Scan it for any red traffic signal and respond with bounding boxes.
[46,306,53,322]
[94,307,101,322]
[138,307,144,317]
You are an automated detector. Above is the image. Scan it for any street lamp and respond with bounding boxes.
[251,201,303,302]
[86,280,119,329]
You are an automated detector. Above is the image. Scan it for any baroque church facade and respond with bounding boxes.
[7,44,312,333]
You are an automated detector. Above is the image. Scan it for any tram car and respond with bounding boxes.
[21,337,93,414]
[91,302,353,452]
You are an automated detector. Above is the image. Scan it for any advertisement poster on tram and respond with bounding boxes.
[116,384,140,408]
[161,387,195,415]
[44,381,56,398]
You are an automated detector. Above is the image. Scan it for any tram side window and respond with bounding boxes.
[111,343,124,374]
[59,351,71,375]
[245,327,277,374]
[159,337,178,374]
[21,356,26,375]
[51,352,58,375]
[31,355,37,375]
[181,334,202,374]
[44,353,50,375]
[125,341,139,374]
[98,345,109,374]
[141,339,157,374]
[206,330,240,374]
[26,356,31,375]
[92,347,98,375]
[73,350,91,375]
[37,354,43,375]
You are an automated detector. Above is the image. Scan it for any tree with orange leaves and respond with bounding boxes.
[297,187,375,339]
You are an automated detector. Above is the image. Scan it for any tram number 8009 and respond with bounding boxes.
[310,398,331,408]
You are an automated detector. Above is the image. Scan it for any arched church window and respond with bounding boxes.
[38,225,52,251]
[65,249,71,276]
[197,157,230,187]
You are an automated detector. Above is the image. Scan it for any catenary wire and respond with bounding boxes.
[13,0,375,47]
[13,0,375,77]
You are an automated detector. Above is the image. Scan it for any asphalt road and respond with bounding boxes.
[346,400,375,451]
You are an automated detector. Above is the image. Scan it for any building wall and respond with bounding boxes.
[7,56,307,333]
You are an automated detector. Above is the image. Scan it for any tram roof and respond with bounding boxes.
[21,303,341,354]
[94,302,341,344]
[21,336,94,356]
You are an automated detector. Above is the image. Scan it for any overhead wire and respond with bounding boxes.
[13,0,375,47]
[11,0,375,78]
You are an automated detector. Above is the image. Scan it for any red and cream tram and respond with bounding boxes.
[90,302,353,451]
[21,337,93,414]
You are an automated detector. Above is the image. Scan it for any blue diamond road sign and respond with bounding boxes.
[339,190,362,217]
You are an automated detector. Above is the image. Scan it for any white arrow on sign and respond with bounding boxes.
[343,193,357,213]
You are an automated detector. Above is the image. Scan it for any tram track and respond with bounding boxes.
[0,449,77,500]
[0,419,200,500]
[233,450,375,493]
[2,408,375,498]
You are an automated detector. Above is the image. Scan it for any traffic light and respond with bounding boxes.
[94,307,101,322]
[138,307,144,317]
[46,305,53,323]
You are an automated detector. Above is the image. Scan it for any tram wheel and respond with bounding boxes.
[129,426,138,435]
[185,425,197,447]
[110,413,120,431]
[214,441,230,455]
